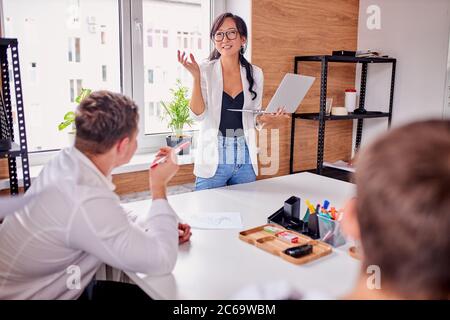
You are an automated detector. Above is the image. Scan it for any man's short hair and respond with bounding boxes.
[355,120,450,299]
[75,91,139,155]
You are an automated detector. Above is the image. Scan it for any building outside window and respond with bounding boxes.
[68,37,81,63]
[143,0,209,135]
[147,69,154,84]
[102,65,107,82]
[1,0,210,157]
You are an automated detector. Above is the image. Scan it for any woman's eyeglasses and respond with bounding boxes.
[214,30,238,42]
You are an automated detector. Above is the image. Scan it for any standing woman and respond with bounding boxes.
[178,12,284,191]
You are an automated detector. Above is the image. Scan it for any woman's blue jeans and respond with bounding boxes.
[195,136,256,191]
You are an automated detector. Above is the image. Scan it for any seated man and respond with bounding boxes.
[341,119,449,299]
[235,120,450,300]
[0,91,191,299]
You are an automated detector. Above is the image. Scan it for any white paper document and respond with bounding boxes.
[179,211,243,230]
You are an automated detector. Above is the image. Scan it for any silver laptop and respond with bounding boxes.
[227,73,315,114]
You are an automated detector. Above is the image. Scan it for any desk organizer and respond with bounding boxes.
[267,196,347,248]
[317,215,346,247]
[239,224,332,265]
[268,206,310,235]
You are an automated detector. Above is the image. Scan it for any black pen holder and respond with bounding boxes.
[267,196,321,239]
[283,196,300,220]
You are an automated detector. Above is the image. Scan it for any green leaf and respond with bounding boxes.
[159,79,194,135]
[75,88,92,104]
[58,88,92,132]
[63,111,76,121]
[58,120,73,131]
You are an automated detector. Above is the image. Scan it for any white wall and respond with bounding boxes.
[225,0,252,62]
[356,0,450,147]
[212,0,252,62]
[212,0,226,17]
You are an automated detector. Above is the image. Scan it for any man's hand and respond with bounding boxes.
[178,223,192,244]
[149,147,179,200]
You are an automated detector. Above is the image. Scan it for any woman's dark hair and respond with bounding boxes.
[209,13,257,100]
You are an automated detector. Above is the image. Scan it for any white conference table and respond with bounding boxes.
[123,172,360,299]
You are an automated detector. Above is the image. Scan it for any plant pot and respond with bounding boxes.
[165,135,192,155]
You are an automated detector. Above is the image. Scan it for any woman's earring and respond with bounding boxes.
[240,43,247,55]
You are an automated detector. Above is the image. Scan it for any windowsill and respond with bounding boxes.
[0,150,195,191]
[112,150,195,174]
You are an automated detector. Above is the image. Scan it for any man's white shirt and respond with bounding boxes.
[0,147,178,299]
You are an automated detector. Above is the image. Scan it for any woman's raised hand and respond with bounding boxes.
[177,50,200,80]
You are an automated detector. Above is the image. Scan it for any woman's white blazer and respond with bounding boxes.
[190,59,263,178]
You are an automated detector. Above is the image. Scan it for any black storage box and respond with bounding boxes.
[267,196,320,239]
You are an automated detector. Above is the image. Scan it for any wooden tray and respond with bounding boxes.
[239,224,332,265]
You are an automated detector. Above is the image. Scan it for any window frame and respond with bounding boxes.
[127,0,213,154]
[0,0,215,165]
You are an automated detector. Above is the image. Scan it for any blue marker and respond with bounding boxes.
[323,200,330,210]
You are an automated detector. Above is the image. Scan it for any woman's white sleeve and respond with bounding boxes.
[189,66,208,122]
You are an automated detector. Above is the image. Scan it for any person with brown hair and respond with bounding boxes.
[341,119,450,299]
[0,91,191,300]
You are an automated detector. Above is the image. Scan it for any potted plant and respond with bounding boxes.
[160,79,194,155]
[58,88,91,145]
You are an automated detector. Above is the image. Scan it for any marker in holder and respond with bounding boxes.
[268,196,347,247]
[307,210,320,239]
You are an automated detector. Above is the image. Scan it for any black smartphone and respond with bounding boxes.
[284,244,313,258]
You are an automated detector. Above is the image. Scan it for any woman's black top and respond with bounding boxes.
[218,91,244,137]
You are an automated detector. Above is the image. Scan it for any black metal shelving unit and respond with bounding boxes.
[290,55,396,181]
[0,38,31,195]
